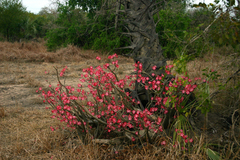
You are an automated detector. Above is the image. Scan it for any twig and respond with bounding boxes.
[231,109,240,146]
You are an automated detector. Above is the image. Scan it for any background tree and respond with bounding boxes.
[20,12,48,40]
[0,0,26,41]
[45,1,130,52]
[192,0,240,52]
[68,0,102,18]
[45,0,240,58]
[45,2,89,51]
[46,0,194,57]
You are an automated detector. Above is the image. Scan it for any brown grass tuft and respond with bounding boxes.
[25,75,43,88]
[0,41,104,63]
[0,106,6,118]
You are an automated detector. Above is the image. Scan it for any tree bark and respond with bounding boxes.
[119,0,165,61]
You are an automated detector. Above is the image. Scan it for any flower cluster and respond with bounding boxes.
[60,66,67,77]
[38,54,200,146]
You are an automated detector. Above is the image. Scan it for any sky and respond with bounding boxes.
[22,0,58,14]
[21,0,217,14]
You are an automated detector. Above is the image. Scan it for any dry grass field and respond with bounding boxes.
[0,41,239,159]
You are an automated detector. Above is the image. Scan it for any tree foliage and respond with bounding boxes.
[45,1,130,52]
[1,0,239,58]
[68,0,102,18]
[0,0,26,41]
[192,1,240,52]
[0,0,56,42]
[155,2,192,58]
[45,2,89,51]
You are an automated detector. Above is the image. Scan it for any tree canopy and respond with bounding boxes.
[0,0,26,41]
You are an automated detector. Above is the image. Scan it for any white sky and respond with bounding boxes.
[22,0,52,13]
[22,0,59,14]
[21,0,217,14]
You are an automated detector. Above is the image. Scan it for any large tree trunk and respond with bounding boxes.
[118,0,176,129]
[119,0,164,61]
[99,0,175,129]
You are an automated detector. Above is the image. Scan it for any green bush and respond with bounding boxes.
[46,28,67,51]
[45,3,87,51]
[191,2,240,55]
[0,0,27,41]
[85,13,129,53]
[45,2,130,54]
[154,3,191,59]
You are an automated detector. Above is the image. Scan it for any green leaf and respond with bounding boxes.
[225,33,229,39]
[218,38,223,44]
[206,148,221,160]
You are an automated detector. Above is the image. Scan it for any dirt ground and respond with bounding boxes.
[0,42,135,109]
[0,60,134,109]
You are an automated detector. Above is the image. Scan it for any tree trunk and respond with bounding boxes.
[6,28,9,41]
[118,1,177,129]
[120,0,164,61]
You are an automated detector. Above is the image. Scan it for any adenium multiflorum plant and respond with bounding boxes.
[37,53,202,148]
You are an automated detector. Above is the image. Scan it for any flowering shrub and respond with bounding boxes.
[37,53,201,148]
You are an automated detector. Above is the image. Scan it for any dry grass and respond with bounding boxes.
[0,106,72,159]
[0,41,103,63]
[0,106,208,159]
[25,75,43,88]
[0,41,239,159]
[186,52,240,114]
[0,106,6,118]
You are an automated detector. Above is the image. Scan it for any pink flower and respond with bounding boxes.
[180,133,184,137]
[157,117,162,124]
[161,141,166,145]
[132,137,135,141]
[96,56,101,60]
[164,110,168,114]
[183,135,188,139]
[145,85,149,90]
[128,115,132,121]
[165,70,170,75]
[152,65,157,70]
[50,126,55,131]
[159,126,163,132]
